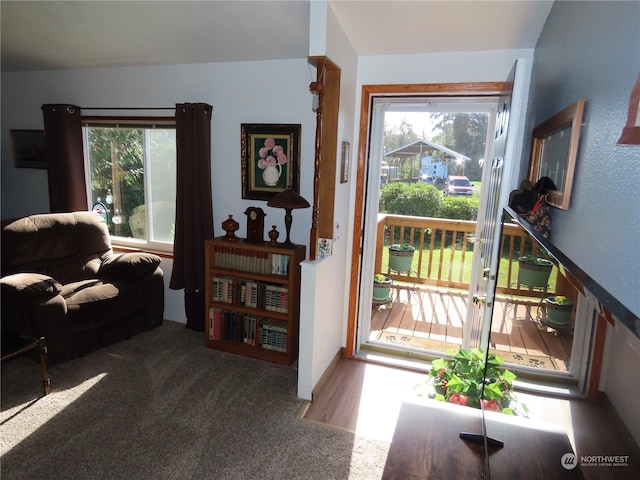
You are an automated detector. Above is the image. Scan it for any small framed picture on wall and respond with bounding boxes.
[341,141,350,183]
[11,129,46,169]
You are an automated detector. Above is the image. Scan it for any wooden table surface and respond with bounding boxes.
[382,400,584,480]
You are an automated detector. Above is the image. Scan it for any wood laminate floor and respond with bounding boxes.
[302,357,640,480]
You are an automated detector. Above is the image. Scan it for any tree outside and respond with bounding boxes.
[383,112,488,183]
[85,126,176,241]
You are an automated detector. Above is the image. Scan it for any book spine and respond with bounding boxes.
[213,308,223,341]
[208,307,214,340]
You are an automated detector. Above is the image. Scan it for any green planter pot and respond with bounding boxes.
[373,276,392,302]
[545,298,573,326]
[518,256,553,288]
[389,245,416,274]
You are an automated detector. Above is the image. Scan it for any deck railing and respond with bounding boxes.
[375,214,557,296]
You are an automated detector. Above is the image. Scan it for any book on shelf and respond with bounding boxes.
[242,315,259,345]
[258,318,288,352]
[213,244,274,275]
[264,285,289,313]
[271,254,290,275]
[210,310,287,351]
[209,307,224,341]
[212,310,245,342]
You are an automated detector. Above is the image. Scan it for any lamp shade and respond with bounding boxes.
[267,188,310,209]
[267,188,309,246]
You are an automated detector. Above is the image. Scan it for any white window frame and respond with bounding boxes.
[82,116,176,254]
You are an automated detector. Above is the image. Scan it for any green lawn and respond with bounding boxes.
[381,245,558,291]
[471,181,482,198]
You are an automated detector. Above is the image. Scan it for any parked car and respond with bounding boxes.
[419,174,436,185]
[444,175,473,196]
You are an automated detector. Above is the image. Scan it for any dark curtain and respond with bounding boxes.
[42,104,87,212]
[170,103,214,331]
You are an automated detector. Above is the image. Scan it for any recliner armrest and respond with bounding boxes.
[98,252,161,280]
[0,273,63,299]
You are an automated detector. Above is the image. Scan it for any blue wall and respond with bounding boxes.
[524,1,640,317]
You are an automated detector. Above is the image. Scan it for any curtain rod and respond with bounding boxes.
[81,107,175,111]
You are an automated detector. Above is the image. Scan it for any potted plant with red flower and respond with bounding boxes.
[416,348,528,416]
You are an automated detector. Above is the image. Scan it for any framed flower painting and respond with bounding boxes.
[241,123,301,200]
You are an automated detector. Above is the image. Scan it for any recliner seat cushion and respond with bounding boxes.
[63,279,142,332]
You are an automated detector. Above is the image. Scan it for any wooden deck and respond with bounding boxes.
[369,284,573,373]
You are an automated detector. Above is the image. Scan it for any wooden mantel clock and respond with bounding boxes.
[244,206,265,243]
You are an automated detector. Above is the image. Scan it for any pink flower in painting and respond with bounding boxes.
[265,155,277,167]
[257,138,287,169]
[273,144,287,164]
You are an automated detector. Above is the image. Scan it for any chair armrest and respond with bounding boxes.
[0,273,63,299]
[98,252,161,280]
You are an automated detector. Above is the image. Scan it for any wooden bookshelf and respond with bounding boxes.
[204,237,305,365]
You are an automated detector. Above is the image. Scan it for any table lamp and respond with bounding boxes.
[267,188,310,247]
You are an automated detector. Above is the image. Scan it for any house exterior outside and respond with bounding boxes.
[419,157,448,181]
[1,1,638,445]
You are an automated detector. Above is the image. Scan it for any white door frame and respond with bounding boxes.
[356,96,507,353]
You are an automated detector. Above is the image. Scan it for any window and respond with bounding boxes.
[82,118,176,251]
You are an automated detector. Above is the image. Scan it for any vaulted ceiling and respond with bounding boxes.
[1,1,553,73]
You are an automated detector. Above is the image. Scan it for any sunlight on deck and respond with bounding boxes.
[369,286,572,374]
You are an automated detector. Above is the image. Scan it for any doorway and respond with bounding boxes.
[346,82,581,382]
[361,95,496,355]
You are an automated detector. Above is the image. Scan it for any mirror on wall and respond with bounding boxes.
[527,99,585,210]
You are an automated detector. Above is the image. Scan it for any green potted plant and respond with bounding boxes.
[518,254,553,288]
[373,274,392,302]
[545,295,573,327]
[388,242,416,274]
[415,348,528,416]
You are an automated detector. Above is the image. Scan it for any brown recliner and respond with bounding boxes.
[1,211,164,364]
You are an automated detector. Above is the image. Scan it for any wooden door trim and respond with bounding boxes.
[308,56,341,260]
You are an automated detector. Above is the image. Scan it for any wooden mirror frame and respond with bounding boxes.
[527,99,585,210]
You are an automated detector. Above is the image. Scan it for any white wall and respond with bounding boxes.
[601,322,640,445]
[298,0,359,400]
[1,59,317,323]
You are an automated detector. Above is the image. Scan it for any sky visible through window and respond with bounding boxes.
[385,111,439,140]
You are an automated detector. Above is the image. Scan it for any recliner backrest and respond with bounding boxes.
[1,211,113,284]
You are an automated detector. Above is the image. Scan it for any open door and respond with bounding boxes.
[346,78,526,358]
[464,61,522,350]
